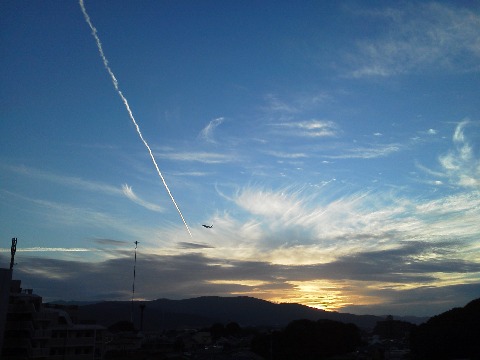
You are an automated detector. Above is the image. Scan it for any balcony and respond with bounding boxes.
[30,347,50,358]
[33,329,52,339]
[5,320,34,332]
[8,302,36,313]
[33,311,57,322]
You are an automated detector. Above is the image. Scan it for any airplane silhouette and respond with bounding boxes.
[202,224,213,228]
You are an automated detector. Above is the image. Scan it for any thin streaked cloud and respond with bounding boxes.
[263,94,299,114]
[346,3,480,77]
[170,171,211,177]
[3,164,122,196]
[93,238,129,247]
[156,151,236,164]
[177,241,215,249]
[271,120,339,138]
[2,192,162,244]
[266,151,308,159]
[122,184,163,212]
[0,247,91,252]
[323,143,401,159]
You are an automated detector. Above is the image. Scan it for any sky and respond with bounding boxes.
[1,0,479,317]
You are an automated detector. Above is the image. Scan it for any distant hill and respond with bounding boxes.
[47,300,100,306]
[75,296,427,331]
[411,297,480,359]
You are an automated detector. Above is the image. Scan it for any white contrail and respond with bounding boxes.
[79,0,192,237]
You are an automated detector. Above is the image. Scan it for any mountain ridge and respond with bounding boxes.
[73,296,428,331]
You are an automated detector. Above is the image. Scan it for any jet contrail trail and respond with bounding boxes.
[79,0,192,237]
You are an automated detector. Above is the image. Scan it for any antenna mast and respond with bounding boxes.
[10,238,17,271]
[131,241,139,324]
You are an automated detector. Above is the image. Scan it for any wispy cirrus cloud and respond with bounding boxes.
[122,184,163,212]
[323,143,401,159]
[3,192,157,243]
[3,164,122,196]
[271,120,338,137]
[263,92,333,114]
[177,241,214,250]
[199,117,225,143]
[438,120,480,188]
[418,120,480,188]
[93,238,129,247]
[156,151,235,164]
[265,151,308,159]
[263,94,299,114]
[170,171,210,177]
[225,174,480,261]
[346,3,480,77]
[235,187,305,220]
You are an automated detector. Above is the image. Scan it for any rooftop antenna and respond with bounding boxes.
[131,241,139,324]
[10,238,17,271]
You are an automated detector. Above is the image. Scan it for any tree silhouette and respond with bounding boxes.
[251,319,361,359]
[411,298,480,359]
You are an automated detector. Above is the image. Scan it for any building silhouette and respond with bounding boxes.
[0,268,12,352]
[0,238,106,359]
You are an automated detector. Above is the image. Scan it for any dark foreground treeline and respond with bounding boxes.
[247,297,480,360]
[251,319,361,359]
[208,299,480,360]
[410,297,480,359]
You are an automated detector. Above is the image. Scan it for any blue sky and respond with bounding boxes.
[1,0,479,317]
